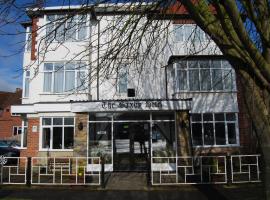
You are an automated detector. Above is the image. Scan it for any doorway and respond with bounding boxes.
[113,122,150,171]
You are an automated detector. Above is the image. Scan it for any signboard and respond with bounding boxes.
[71,100,192,112]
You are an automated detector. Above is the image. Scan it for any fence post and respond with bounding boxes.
[226,155,232,185]
[26,157,32,187]
[101,158,105,188]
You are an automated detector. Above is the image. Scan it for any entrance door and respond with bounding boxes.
[113,122,150,171]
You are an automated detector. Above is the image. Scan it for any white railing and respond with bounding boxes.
[151,156,227,185]
[231,155,261,183]
[31,157,100,185]
[0,157,27,184]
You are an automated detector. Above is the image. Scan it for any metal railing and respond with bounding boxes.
[151,155,261,185]
[31,157,101,185]
[151,156,227,185]
[231,155,261,183]
[0,157,27,184]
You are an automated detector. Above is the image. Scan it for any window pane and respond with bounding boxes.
[189,70,200,91]
[78,22,87,40]
[174,26,183,41]
[53,127,62,149]
[188,60,199,68]
[65,62,76,70]
[42,118,51,125]
[226,113,236,121]
[77,71,86,90]
[191,114,201,121]
[54,71,64,93]
[55,22,65,41]
[199,60,210,68]
[203,113,213,121]
[24,78,30,97]
[215,113,225,121]
[65,21,77,41]
[53,118,63,125]
[46,23,54,42]
[203,123,214,145]
[185,25,193,41]
[212,69,223,90]
[64,127,74,149]
[42,128,51,148]
[64,118,74,125]
[228,123,237,144]
[65,71,75,91]
[222,60,231,68]
[44,63,53,71]
[23,127,27,148]
[200,69,211,90]
[18,127,22,135]
[177,61,187,69]
[13,127,18,135]
[215,122,226,145]
[177,70,187,90]
[118,67,127,93]
[43,72,52,92]
[47,15,55,22]
[223,70,235,90]
[192,123,202,146]
[212,60,221,68]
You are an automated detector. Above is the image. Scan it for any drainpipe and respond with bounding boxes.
[97,19,100,101]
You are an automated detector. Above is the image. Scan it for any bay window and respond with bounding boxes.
[43,62,87,93]
[41,117,74,150]
[191,113,239,146]
[175,59,236,92]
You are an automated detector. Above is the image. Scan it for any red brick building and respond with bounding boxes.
[0,89,22,142]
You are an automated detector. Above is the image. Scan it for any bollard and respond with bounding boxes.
[26,157,32,187]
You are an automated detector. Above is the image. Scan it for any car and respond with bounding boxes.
[0,140,20,149]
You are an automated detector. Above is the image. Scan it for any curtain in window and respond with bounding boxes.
[65,71,75,91]
[54,70,64,93]
[43,72,52,92]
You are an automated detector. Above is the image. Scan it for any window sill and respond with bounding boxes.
[40,92,88,95]
[174,91,238,94]
[193,144,240,148]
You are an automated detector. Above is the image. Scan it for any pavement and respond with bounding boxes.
[0,172,264,200]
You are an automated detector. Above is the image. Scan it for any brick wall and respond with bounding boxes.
[31,17,39,61]
[0,105,22,140]
[20,118,39,158]
[236,74,257,154]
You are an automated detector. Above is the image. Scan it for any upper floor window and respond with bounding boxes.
[26,26,32,51]
[43,62,87,93]
[117,65,128,94]
[45,14,89,42]
[23,70,30,97]
[175,59,236,92]
[174,25,209,42]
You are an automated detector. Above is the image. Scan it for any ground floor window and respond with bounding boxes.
[41,117,74,150]
[191,112,239,146]
[13,126,22,135]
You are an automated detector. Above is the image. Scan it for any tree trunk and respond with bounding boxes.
[238,69,270,200]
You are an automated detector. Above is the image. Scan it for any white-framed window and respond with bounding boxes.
[117,65,128,93]
[174,24,208,42]
[41,117,74,150]
[26,26,32,51]
[13,126,22,136]
[191,113,239,147]
[175,59,236,92]
[43,62,87,93]
[45,14,89,42]
[23,70,30,97]
[21,120,28,148]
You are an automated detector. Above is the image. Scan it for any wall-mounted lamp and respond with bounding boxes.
[78,122,84,131]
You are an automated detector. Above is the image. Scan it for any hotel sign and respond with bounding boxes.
[71,99,192,112]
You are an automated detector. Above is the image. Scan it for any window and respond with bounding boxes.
[41,117,74,150]
[43,62,87,93]
[24,70,30,97]
[26,26,32,51]
[45,14,88,42]
[13,126,22,136]
[191,113,239,146]
[117,65,128,93]
[174,25,208,42]
[21,120,28,148]
[176,59,236,92]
